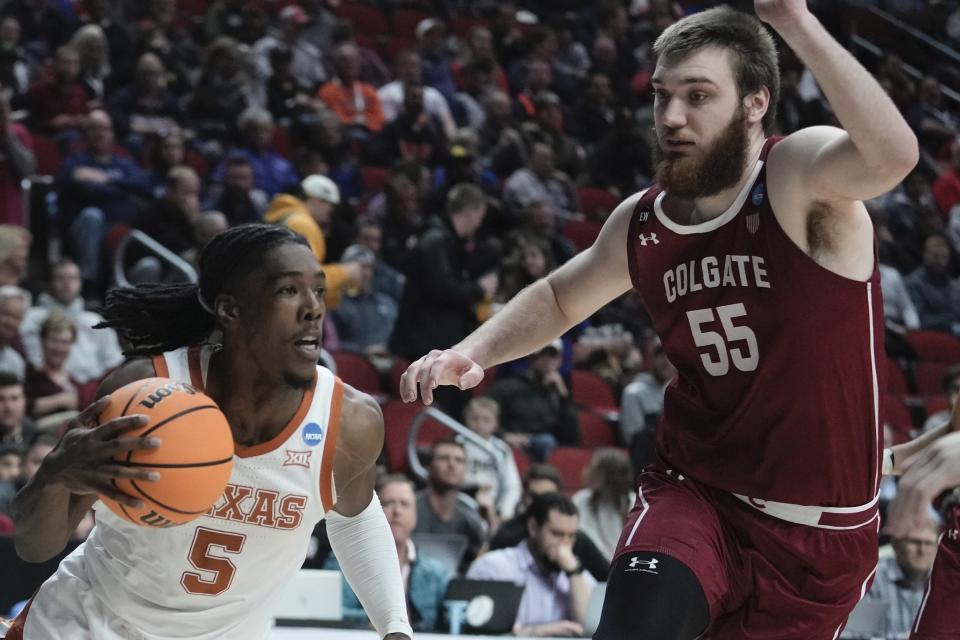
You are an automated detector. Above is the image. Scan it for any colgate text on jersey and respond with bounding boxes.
[663,254,770,303]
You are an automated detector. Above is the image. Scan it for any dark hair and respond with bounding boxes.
[0,371,21,388]
[97,224,310,356]
[653,6,780,133]
[584,448,634,516]
[526,491,577,526]
[377,473,415,493]
[0,443,22,458]
[429,436,465,457]
[524,463,564,492]
[445,183,486,216]
[942,364,960,392]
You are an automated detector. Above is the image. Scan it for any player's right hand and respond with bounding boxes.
[398,349,484,405]
[36,395,161,508]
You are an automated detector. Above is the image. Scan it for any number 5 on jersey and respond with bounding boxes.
[686,303,759,377]
[181,527,247,596]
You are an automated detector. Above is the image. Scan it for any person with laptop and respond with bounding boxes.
[325,474,452,632]
[849,514,941,638]
[466,492,596,637]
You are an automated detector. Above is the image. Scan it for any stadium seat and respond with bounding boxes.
[512,446,531,479]
[414,413,450,446]
[563,220,602,252]
[330,351,382,396]
[915,361,950,397]
[470,367,497,397]
[32,134,62,176]
[451,15,483,37]
[577,187,619,222]
[548,447,593,494]
[334,3,390,37]
[578,410,617,449]
[887,361,909,397]
[905,330,960,364]
[391,8,430,39]
[884,395,914,439]
[388,356,410,398]
[382,399,421,471]
[272,125,293,160]
[380,36,418,62]
[360,166,389,192]
[571,369,617,410]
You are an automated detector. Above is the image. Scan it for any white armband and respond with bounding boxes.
[326,494,413,639]
[882,447,894,475]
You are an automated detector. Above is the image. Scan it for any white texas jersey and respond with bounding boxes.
[23,345,343,640]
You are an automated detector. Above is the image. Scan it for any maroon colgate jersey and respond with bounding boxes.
[627,137,885,507]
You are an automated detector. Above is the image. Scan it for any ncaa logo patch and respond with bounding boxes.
[301,422,324,447]
[751,183,765,206]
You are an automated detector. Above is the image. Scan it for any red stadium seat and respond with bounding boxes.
[905,330,960,364]
[578,410,617,448]
[915,361,950,397]
[470,367,497,397]
[388,356,410,398]
[511,446,531,478]
[887,361,909,397]
[571,369,617,410]
[884,395,914,438]
[360,166,389,192]
[577,187,619,222]
[32,134,62,176]
[380,36,418,62]
[334,3,390,37]
[451,15,484,37]
[548,447,594,494]
[563,220,602,253]
[272,125,293,160]
[414,414,450,446]
[391,9,430,39]
[331,351,382,395]
[382,400,421,471]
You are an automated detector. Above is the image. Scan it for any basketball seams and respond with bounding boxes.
[117,456,234,469]
[124,405,222,465]
[130,478,222,515]
[121,379,156,418]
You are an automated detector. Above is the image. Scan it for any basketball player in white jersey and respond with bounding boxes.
[8,225,412,639]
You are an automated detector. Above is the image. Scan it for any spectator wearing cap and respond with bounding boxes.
[374,81,448,167]
[252,4,326,101]
[20,258,123,384]
[378,50,455,139]
[416,18,456,103]
[265,174,362,308]
[317,42,384,134]
[487,339,581,462]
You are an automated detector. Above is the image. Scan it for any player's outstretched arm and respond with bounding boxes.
[886,398,960,537]
[757,0,918,202]
[12,358,158,562]
[327,385,413,640]
[399,191,640,405]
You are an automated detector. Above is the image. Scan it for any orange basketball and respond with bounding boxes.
[97,377,234,528]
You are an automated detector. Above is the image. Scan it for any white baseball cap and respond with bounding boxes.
[301,175,340,204]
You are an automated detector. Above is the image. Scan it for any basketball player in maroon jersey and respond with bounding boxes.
[401,1,919,638]
[887,413,960,639]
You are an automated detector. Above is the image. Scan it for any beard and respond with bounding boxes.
[653,107,750,200]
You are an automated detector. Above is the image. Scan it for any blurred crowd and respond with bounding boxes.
[0,0,957,637]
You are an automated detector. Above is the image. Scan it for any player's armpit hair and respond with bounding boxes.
[96,283,214,356]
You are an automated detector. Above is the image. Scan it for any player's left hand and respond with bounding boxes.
[886,432,960,538]
[754,0,810,27]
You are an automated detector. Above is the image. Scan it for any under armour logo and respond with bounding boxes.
[638,233,659,246]
[626,556,659,574]
[283,449,313,468]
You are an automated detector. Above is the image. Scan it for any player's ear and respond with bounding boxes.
[214,293,240,328]
[743,86,769,126]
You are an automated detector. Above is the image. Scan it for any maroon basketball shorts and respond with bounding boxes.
[613,465,880,640]
[910,505,960,640]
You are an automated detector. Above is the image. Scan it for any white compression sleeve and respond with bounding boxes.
[325,494,413,639]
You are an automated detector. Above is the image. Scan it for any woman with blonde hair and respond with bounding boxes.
[571,448,635,559]
[69,24,111,99]
[23,311,94,421]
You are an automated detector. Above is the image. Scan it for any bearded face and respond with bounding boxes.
[653,105,750,200]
